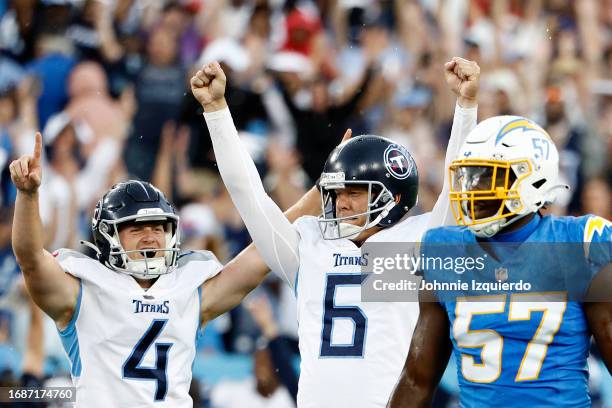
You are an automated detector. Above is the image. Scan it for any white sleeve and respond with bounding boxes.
[203,108,300,287]
[427,103,477,230]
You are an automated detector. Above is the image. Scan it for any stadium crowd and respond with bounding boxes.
[0,0,610,406]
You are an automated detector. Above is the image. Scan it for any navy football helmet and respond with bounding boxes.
[318,135,419,239]
[88,180,180,278]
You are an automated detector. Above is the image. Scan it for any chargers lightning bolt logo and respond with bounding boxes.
[495,118,548,145]
[584,216,610,242]
[583,216,611,258]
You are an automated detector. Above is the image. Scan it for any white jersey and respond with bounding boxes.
[55,249,222,408]
[293,215,428,408]
[204,101,476,407]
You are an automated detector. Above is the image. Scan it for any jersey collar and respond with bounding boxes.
[482,213,541,243]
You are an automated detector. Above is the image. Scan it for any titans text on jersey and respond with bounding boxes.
[55,249,221,408]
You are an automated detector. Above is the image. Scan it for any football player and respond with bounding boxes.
[9,132,328,407]
[388,116,612,407]
[192,58,480,407]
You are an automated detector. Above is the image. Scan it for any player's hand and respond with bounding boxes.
[340,128,352,144]
[444,57,480,108]
[190,61,228,111]
[10,132,42,194]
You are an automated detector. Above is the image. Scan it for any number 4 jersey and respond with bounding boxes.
[54,249,222,408]
[422,214,611,408]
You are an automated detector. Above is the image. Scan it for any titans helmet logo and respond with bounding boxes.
[384,145,413,180]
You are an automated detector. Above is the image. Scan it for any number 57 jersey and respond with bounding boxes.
[422,215,611,408]
[293,216,427,408]
[55,249,222,408]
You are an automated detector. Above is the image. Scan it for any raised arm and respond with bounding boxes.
[10,133,80,330]
[192,61,302,287]
[199,127,352,323]
[427,58,479,230]
[387,294,453,407]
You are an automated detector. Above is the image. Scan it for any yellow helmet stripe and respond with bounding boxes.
[494,118,547,145]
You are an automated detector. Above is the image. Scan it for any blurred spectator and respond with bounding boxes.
[263,140,307,212]
[66,61,131,154]
[210,343,294,408]
[66,0,106,61]
[281,8,321,57]
[0,207,18,298]
[0,55,24,93]
[542,85,590,213]
[26,34,76,128]
[158,1,204,67]
[125,25,186,180]
[180,38,269,170]
[383,86,436,168]
[246,294,298,403]
[181,202,224,249]
[210,294,296,408]
[273,60,375,182]
[38,111,120,250]
[580,178,611,220]
[0,88,17,207]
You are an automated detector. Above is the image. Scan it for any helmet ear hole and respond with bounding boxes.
[532,178,547,189]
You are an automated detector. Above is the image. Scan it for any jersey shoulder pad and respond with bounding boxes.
[395,212,430,232]
[422,225,468,244]
[580,215,611,243]
[547,215,611,243]
[293,215,319,241]
[53,248,95,263]
[177,250,221,267]
[293,215,318,229]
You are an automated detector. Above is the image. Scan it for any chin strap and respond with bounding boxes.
[81,239,172,279]
[339,201,396,240]
[472,220,504,238]
[471,210,537,238]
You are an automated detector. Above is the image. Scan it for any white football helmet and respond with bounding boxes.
[449,116,568,237]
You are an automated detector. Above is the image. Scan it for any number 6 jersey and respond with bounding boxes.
[292,215,426,408]
[204,101,477,407]
[55,249,222,408]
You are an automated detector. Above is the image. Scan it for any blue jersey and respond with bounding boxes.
[421,214,611,408]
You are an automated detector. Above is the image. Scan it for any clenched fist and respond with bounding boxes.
[10,132,42,194]
[444,57,480,108]
[190,61,228,112]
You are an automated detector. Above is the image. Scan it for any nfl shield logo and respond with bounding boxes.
[495,267,508,282]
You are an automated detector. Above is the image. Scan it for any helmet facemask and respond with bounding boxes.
[449,159,531,237]
[449,116,570,237]
[318,176,397,240]
[96,213,180,279]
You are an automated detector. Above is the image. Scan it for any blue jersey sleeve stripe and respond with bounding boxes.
[58,279,83,377]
